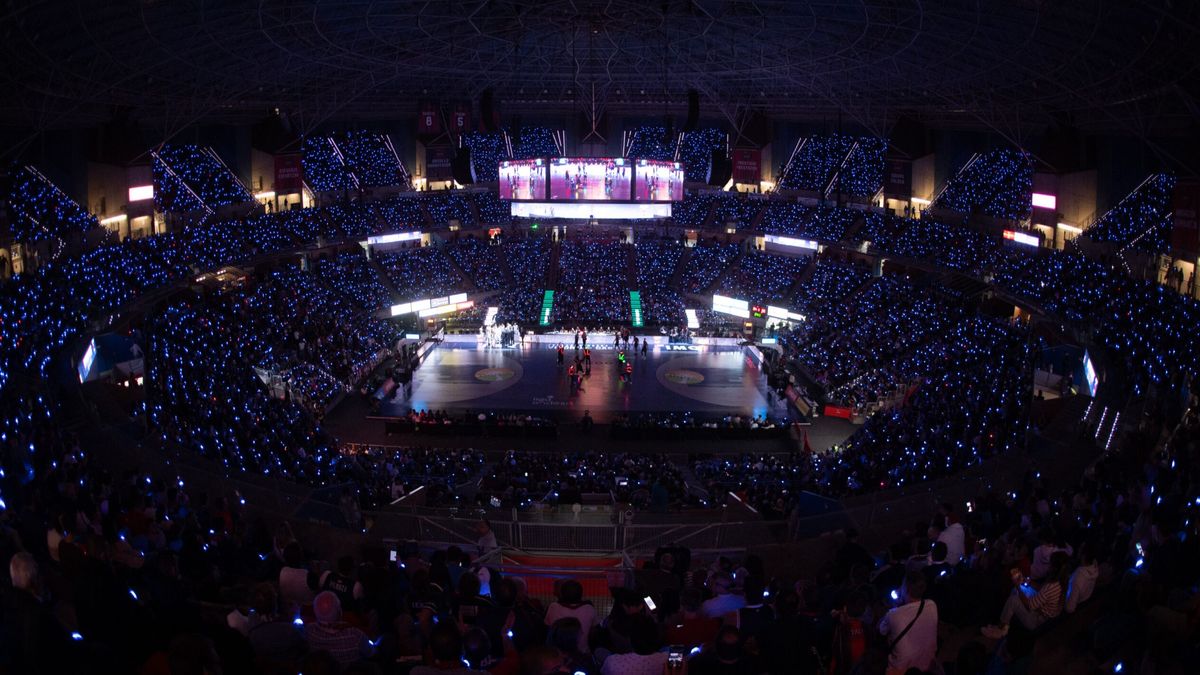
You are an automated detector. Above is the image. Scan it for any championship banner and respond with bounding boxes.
[732,148,761,184]
[1171,177,1200,255]
[417,101,441,135]
[451,104,471,136]
[425,145,453,180]
[883,158,912,198]
[273,154,303,194]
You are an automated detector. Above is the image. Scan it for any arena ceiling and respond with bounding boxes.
[1,0,1198,138]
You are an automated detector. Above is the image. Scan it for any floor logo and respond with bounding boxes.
[475,367,515,382]
[665,369,705,385]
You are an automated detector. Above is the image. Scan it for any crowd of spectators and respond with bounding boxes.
[932,149,1033,221]
[465,132,508,182]
[336,131,411,189]
[692,453,809,517]
[830,136,888,198]
[494,237,551,324]
[1079,173,1176,254]
[378,246,468,301]
[446,237,509,291]
[625,126,676,161]
[757,201,854,242]
[778,134,856,192]
[717,250,810,304]
[153,144,254,212]
[678,128,727,182]
[671,191,720,227]
[511,127,561,160]
[5,166,99,244]
[303,136,358,192]
[423,192,475,226]
[478,450,688,510]
[634,239,687,325]
[472,192,511,225]
[340,444,487,508]
[554,240,631,325]
[811,316,1029,495]
[679,242,741,294]
[316,252,395,310]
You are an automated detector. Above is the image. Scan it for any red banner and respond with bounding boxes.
[1172,178,1200,255]
[823,405,854,419]
[883,158,912,198]
[274,154,303,194]
[417,101,441,135]
[451,104,471,136]
[425,145,453,180]
[732,148,761,184]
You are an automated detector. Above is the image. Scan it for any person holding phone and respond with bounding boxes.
[981,551,1069,639]
[877,571,938,675]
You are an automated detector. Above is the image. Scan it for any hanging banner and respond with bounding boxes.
[426,146,454,180]
[451,104,471,137]
[417,101,441,135]
[883,158,912,198]
[732,148,761,184]
[273,154,303,194]
[1171,177,1200,255]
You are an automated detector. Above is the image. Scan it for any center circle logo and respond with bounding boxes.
[475,367,515,383]
[665,369,705,385]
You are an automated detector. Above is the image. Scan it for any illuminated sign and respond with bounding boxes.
[418,300,474,317]
[128,185,154,202]
[78,339,97,383]
[712,294,750,319]
[763,234,819,250]
[1031,193,1057,210]
[685,309,700,329]
[767,305,806,322]
[1003,230,1040,248]
[365,231,423,246]
[751,304,766,318]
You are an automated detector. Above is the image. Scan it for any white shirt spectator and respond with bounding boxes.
[1066,562,1099,612]
[701,591,746,620]
[1031,544,1072,581]
[279,566,315,607]
[545,601,598,652]
[938,522,966,566]
[878,599,938,674]
[601,651,667,675]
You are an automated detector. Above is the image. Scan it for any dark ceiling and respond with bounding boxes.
[1,0,1198,137]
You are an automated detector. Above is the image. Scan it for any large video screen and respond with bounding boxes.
[634,159,684,201]
[498,159,547,200]
[549,158,631,201]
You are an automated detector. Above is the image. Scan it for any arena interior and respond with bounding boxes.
[2,2,1200,674]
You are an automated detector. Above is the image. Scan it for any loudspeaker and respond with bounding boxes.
[683,89,699,132]
[451,147,474,184]
[708,149,732,186]
[481,89,498,133]
[663,115,675,146]
[510,115,522,146]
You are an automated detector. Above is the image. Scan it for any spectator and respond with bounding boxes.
[544,580,597,653]
[1065,544,1099,613]
[279,541,317,607]
[413,622,489,674]
[600,614,667,675]
[319,555,365,612]
[304,591,374,667]
[701,572,745,620]
[981,552,1069,638]
[690,625,755,675]
[877,571,938,675]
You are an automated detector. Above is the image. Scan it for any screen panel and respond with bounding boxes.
[549,157,632,201]
[634,160,684,201]
[498,159,547,200]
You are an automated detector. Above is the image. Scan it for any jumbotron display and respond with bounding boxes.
[634,158,684,201]
[498,157,682,202]
[498,158,546,200]
[550,157,631,201]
